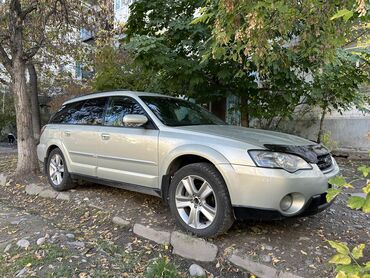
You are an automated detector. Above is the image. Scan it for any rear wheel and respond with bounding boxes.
[169,163,234,237]
[46,148,75,191]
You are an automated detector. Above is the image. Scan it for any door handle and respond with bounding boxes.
[64,131,71,136]
[101,133,110,140]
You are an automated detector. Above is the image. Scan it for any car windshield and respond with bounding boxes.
[140,96,226,127]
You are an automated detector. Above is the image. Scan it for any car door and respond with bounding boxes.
[96,96,159,188]
[59,97,108,177]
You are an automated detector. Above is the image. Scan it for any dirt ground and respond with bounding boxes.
[0,149,369,278]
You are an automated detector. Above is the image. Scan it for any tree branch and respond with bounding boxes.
[20,3,38,19]
[0,44,13,75]
[23,0,63,60]
[343,31,368,48]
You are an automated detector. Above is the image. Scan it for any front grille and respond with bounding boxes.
[317,154,333,171]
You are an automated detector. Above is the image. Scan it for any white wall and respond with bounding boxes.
[114,0,135,24]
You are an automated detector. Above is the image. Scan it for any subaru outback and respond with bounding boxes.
[37,91,339,237]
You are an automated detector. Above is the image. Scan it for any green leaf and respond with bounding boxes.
[329,254,351,265]
[328,241,350,255]
[347,196,366,210]
[327,188,342,202]
[363,183,370,194]
[336,264,362,274]
[191,9,212,24]
[331,9,354,21]
[358,166,370,177]
[362,194,370,213]
[328,176,350,188]
[335,271,347,278]
[351,244,365,259]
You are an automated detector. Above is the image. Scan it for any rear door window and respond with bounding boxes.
[76,97,108,125]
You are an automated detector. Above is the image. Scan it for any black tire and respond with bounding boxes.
[46,148,75,191]
[169,162,234,237]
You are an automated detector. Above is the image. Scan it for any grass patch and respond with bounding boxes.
[145,257,180,278]
[0,243,73,277]
[97,239,145,273]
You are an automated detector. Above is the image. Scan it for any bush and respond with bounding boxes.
[327,151,370,277]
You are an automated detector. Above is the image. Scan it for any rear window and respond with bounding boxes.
[49,101,84,124]
[49,97,108,125]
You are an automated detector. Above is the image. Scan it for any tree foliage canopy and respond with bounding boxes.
[125,0,251,100]
[123,0,369,127]
[91,45,151,92]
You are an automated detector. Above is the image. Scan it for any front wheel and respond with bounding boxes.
[169,163,234,237]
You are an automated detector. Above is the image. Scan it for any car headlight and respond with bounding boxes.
[248,151,312,173]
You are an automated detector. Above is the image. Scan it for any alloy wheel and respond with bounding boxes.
[175,175,217,229]
[49,153,64,186]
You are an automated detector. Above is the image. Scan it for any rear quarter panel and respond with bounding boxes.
[37,125,73,171]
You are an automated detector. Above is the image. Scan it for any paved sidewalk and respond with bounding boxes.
[0,144,17,154]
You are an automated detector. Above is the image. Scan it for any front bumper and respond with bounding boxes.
[217,157,339,217]
[233,192,333,220]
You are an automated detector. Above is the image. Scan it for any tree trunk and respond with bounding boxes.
[317,107,327,143]
[240,95,249,127]
[13,57,39,176]
[275,116,283,129]
[28,63,41,143]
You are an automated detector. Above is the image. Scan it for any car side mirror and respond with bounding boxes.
[122,114,148,127]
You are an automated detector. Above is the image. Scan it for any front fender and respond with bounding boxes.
[159,144,231,180]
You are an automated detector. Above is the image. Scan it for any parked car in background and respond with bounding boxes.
[37,91,339,237]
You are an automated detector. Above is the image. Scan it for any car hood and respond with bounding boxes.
[173,125,330,164]
[174,125,314,148]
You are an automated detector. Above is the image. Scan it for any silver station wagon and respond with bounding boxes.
[37,91,340,237]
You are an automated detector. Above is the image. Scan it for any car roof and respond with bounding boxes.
[62,90,172,105]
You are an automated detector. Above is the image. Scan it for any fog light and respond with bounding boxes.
[280,194,293,211]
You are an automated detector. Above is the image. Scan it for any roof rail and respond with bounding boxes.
[66,89,132,102]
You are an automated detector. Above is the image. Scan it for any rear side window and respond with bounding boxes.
[77,97,107,125]
[49,101,84,124]
[49,97,108,125]
[104,96,145,127]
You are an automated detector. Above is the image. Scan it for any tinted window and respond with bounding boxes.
[49,98,107,125]
[50,101,84,124]
[76,97,107,125]
[140,96,225,127]
[104,97,145,127]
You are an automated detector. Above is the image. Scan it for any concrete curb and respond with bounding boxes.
[0,173,7,186]
[228,251,304,278]
[24,184,71,202]
[171,231,218,262]
[133,224,171,245]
